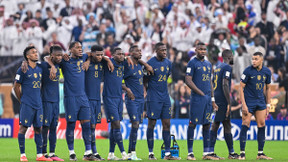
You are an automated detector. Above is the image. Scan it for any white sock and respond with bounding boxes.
[240,151,245,154]
[37,154,42,158]
[131,151,136,154]
[21,153,26,157]
[69,150,75,155]
[258,151,263,154]
[84,150,92,155]
[165,152,171,156]
[121,151,126,155]
[203,152,209,156]
[49,153,55,157]
[93,153,98,155]
[188,152,194,155]
[149,152,154,155]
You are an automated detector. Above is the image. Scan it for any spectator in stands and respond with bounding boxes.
[278,67,288,108]
[174,84,190,119]
[57,17,73,50]
[266,37,285,72]
[230,90,242,119]
[277,106,288,120]
[60,0,74,17]
[71,18,83,42]
[27,19,43,53]
[96,22,109,45]
[233,47,251,82]
[1,18,17,56]
[256,12,274,42]
[268,66,278,83]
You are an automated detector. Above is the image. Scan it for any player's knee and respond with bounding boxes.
[148,118,156,129]
[257,121,265,127]
[162,121,170,131]
[203,124,210,131]
[19,125,28,134]
[211,122,220,132]
[80,120,90,124]
[223,120,232,134]
[111,121,120,129]
[90,124,96,129]
[188,123,196,129]
[34,127,42,134]
[131,121,139,129]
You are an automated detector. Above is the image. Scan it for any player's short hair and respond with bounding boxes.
[91,45,103,52]
[253,52,263,57]
[196,42,205,47]
[50,45,62,55]
[69,41,80,50]
[23,46,36,61]
[222,49,232,58]
[112,47,122,54]
[155,42,165,50]
[129,45,138,52]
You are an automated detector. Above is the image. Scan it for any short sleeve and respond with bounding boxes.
[223,65,232,80]
[15,68,24,84]
[82,54,88,61]
[186,60,195,76]
[240,68,249,84]
[265,68,272,84]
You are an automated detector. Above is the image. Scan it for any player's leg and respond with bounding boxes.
[41,101,50,157]
[223,119,239,159]
[18,125,28,161]
[147,118,157,160]
[187,122,196,160]
[18,103,31,161]
[255,109,272,160]
[209,121,220,154]
[239,111,253,160]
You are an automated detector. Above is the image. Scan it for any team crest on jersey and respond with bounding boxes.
[25,119,28,124]
[40,115,43,122]
[45,119,48,124]
[161,66,164,72]
[195,118,198,122]
[77,61,81,66]
[151,112,154,116]
[39,73,42,78]
[263,75,266,81]
[207,66,211,71]
[257,75,261,80]
[95,65,98,70]
[203,66,206,71]
[34,73,37,78]
[68,115,71,119]
[100,65,103,70]
[111,116,114,120]
[133,115,136,120]
[138,70,142,75]
[166,66,169,71]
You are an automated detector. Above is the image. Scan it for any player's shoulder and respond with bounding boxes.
[222,63,232,70]
[262,66,271,75]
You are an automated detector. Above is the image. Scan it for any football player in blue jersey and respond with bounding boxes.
[185,42,218,160]
[145,42,180,160]
[209,49,239,159]
[14,46,52,161]
[239,52,272,160]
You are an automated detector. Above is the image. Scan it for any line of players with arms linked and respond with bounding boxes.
[14,41,273,161]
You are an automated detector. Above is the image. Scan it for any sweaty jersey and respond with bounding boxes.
[39,62,60,102]
[123,62,144,101]
[146,57,172,102]
[15,65,42,109]
[213,62,232,105]
[186,57,212,96]
[241,65,271,103]
[60,54,88,97]
[103,58,125,98]
[85,60,104,100]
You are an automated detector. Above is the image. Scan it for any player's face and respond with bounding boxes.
[196,45,207,60]
[51,51,63,64]
[228,53,234,65]
[131,47,142,60]
[70,42,83,57]
[27,48,38,62]
[252,55,263,68]
[92,51,103,62]
[156,45,167,59]
[113,50,125,63]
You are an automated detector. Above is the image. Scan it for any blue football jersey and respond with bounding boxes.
[60,54,88,97]
[103,58,125,98]
[123,62,144,100]
[241,66,271,103]
[186,57,212,96]
[146,57,172,101]
[85,61,103,100]
[213,63,232,104]
[15,65,42,109]
[39,62,60,102]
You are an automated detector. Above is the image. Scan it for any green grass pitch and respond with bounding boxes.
[0,139,287,161]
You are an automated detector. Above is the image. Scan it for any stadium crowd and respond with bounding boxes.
[1,0,288,120]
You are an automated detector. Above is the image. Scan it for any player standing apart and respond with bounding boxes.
[209,49,239,159]
[185,42,218,160]
[14,46,52,161]
[145,42,180,160]
[239,52,273,160]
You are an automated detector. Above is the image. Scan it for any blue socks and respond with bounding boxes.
[42,126,49,154]
[109,129,116,153]
[66,122,75,151]
[209,130,217,153]
[113,128,125,153]
[203,128,210,153]
[91,128,97,154]
[49,125,57,153]
[240,125,249,151]
[34,133,43,154]
[187,126,195,153]
[129,127,138,152]
[18,133,25,154]
[257,126,265,152]
[163,130,171,153]
[81,122,91,151]
[147,128,154,152]
[224,133,234,153]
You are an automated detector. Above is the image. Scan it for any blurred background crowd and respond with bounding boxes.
[0,0,287,120]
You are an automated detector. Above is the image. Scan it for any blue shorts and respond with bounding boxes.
[214,103,230,122]
[20,103,43,128]
[42,101,59,127]
[89,100,102,124]
[147,101,172,119]
[247,103,266,114]
[64,95,90,122]
[125,98,144,123]
[103,97,123,122]
[189,95,212,125]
